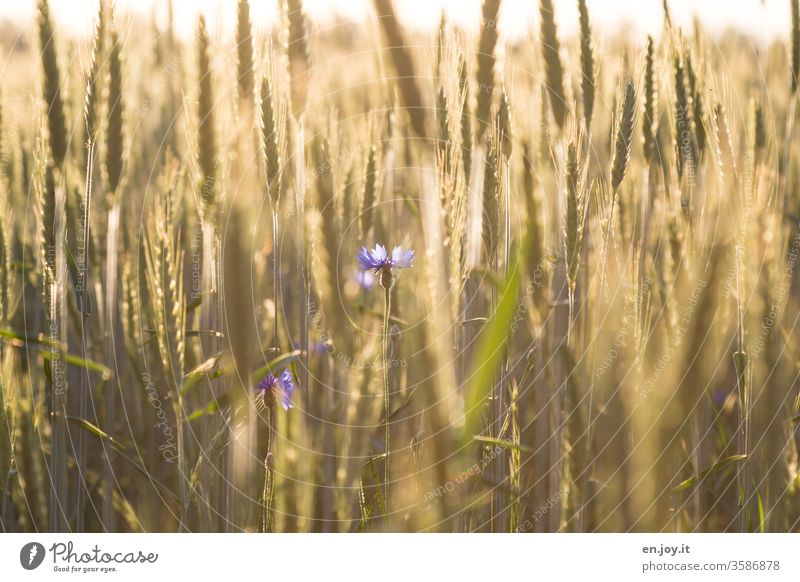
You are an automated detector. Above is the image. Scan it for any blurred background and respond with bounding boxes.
[0,0,795,42]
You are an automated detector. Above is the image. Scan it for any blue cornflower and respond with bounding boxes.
[357,244,415,274]
[256,368,296,411]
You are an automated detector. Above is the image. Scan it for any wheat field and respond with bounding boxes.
[0,0,799,533]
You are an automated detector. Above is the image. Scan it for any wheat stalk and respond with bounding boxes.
[713,102,736,185]
[436,86,451,170]
[36,150,56,289]
[360,144,378,239]
[522,142,543,301]
[372,0,428,140]
[78,13,107,525]
[643,36,658,165]
[497,87,512,161]
[0,199,10,327]
[599,81,635,297]
[685,53,706,159]
[565,141,583,297]
[236,0,255,105]
[752,99,767,166]
[673,48,697,180]
[0,200,11,508]
[83,0,106,151]
[144,188,188,525]
[105,26,124,197]
[309,135,345,335]
[196,15,217,215]
[36,0,67,168]
[459,54,472,184]
[261,75,282,206]
[261,73,283,349]
[0,380,11,510]
[792,0,799,93]
[435,11,447,81]
[578,0,595,131]
[475,0,501,139]
[35,135,69,531]
[540,0,567,129]
[481,137,500,265]
[286,0,311,119]
[611,81,636,194]
[662,0,673,29]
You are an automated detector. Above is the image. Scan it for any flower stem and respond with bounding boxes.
[260,402,275,532]
[382,281,392,517]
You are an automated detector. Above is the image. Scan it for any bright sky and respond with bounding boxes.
[2,0,794,43]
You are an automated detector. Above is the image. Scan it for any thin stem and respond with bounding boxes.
[489,245,501,532]
[496,157,511,531]
[78,140,95,531]
[175,395,188,531]
[569,297,576,349]
[272,208,280,348]
[382,280,392,517]
[599,189,618,300]
[260,402,275,532]
[503,159,511,277]
[780,94,797,218]
[50,171,68,532]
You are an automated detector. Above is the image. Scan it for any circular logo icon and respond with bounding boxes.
[20,542,46,570]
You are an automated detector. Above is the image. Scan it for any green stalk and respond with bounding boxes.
[174,395,188,530]
[51,170,68,532]
[294,118,308,418]
[77,141,94,532]
[259,401,275,532]
[272,210,280,347]
[381,272,392,518]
